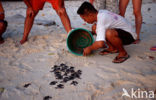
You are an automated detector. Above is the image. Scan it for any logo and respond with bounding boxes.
[122,88,155,99]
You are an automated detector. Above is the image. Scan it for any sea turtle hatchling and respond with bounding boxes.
[43,96,52,100]
[55,84,64,89]
[49,81,57,85]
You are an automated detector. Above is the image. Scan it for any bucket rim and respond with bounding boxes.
[66,28,94,56]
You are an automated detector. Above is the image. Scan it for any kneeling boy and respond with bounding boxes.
[77,2,137,63]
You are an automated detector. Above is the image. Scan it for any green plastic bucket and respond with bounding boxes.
[67,28,94,56]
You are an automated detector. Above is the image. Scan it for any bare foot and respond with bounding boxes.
[113,54,130,63]
[20,39,27,44]
[133,39,140,44]
[99,49,118,55]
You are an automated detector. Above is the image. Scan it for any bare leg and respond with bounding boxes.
[106,40,118,51]
[99,39,118,55]
[20,8,38,44]
[119,0,129,17]
[132,0,142,43]
[106,29,127,57]
[55,0,72,33]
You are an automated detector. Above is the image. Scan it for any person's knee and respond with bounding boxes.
[56,7,66,16]
[133,10,142,18]
[106,29,113,37]
[26,8,36,18]
[106,29,117,40]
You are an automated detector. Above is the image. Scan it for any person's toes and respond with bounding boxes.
[99,49,118,55]
[113,55,130,63]
[20,39,27,44]
[133,39,140,44]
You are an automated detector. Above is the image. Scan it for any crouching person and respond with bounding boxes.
[77,2,137,63]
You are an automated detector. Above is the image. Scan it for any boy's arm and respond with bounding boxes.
[83,41,105,56]
[23,0,32,8]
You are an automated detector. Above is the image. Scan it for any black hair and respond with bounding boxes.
[77,2,97,15]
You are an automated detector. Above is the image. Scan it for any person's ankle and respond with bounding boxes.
[20,39,28,44]
[107,48,117,51]
[133,39,140,44]
[118,51,127,57]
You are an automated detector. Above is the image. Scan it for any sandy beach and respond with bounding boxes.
[0,1,156,100]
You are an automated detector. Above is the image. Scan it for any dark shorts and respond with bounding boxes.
[115,29,135,45]
[29,0,59,11]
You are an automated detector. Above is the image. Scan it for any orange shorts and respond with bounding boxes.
[30,0,59,11]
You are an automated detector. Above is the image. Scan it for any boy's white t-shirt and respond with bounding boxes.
[96,10,137,41]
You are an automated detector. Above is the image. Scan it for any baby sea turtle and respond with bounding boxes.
[60,63,66,67]
[23,83,31,88]
[54,71,61,75]
[63,72,68,76]
[54,67,61,71]
[50,64,82,89]
[51,68,60,72]
[69,75,75,80]
[43,96,52,100]
[49,81,57,85]
[71,81,78,86]
[71,73,77,78]
[69,66,74,70]
[53,65,58,68]
[74,72,81,79]
[63,77,70,83]
[55,74,63,80]
[77,70,82,75]
[60,67,66,72]
[70,69,75,73]
[55,84,64,89]
[64,65,68,69]
[66,69,71,73]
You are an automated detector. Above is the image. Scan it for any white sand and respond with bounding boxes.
[0,1,156,100]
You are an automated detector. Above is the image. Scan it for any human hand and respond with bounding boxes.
[83,46,92,56]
